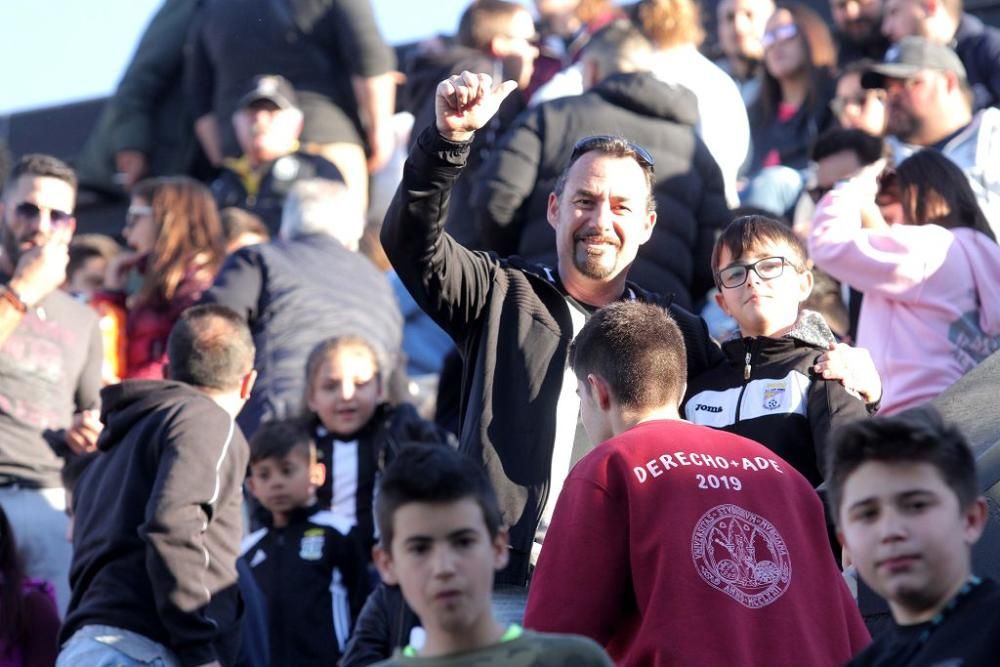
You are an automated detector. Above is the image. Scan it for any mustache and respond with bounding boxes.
[575,231,619,245]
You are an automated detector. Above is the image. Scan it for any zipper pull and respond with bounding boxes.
[744,345,752,380]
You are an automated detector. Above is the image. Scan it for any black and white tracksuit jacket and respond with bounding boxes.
[240,505,370,666]
[683,311,869,487]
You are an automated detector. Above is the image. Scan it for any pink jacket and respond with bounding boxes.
[809,181,1000,414]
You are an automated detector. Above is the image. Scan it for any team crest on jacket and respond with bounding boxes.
[762,382,786,410]
[299,529,325,561]
[691,504,792,609]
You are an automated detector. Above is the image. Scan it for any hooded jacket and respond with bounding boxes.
[810,179,1000,415]
[62,380,248,667]
[683,311,869,487]
[476,71,730,309]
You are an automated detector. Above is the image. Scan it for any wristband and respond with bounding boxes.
[0,286,28,314]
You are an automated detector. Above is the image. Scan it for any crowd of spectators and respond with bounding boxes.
[1,0,1000,665]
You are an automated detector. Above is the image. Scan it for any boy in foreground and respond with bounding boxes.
[684,215,870,487]
[370,444,612,666]
[829,408,1000,666]
[525,302,869,665]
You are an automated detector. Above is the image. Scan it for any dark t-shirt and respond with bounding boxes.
[0,279,102,487]
[848,577,1000,667]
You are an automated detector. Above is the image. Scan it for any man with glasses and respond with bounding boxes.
[0,154,103,615]
[381,71,879,602]
[862,36,1000,234]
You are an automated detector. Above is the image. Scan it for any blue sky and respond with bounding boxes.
[0,0,493,114]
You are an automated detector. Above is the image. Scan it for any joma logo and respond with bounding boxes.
[695,404,723,413]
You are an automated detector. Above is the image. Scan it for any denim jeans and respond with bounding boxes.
[0,485,71,616]
[57,625,181,667]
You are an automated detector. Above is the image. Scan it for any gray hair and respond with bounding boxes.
[279,179,364,250]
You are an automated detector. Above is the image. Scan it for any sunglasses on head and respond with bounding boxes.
[570,135,656,173]
[762,23,799,49]
[14,202,73,225]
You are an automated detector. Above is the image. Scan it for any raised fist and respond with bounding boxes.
[435,71,518,143]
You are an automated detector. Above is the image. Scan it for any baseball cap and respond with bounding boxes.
[237,75,299,110]
[862,37,967,89]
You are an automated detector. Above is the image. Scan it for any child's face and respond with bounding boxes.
[247,449,324,519]
[837,461,986,624]
[307,346,383,436]
[375,498,509,638]
[714,241,813,337]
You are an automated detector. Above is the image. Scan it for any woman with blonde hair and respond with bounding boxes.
[100,176,226,379]
[809,150,1000,414]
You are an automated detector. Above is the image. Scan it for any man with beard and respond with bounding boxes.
[832,0,891,65]
[862,37,1000,234]
[882,0,1000,110]
[715,0,775,105]
[381,71,881,605]
[0,154,103,614]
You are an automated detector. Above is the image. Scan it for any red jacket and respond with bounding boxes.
[99,265,216,380]
[525,419,869,666]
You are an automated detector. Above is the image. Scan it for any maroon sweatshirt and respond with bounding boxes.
[525,419,870,666]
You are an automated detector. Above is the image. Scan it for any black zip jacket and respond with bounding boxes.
[682,311,869,486]
[314,401,455,551]
[62,380,248,667]
[341,583,420,667]
[239,504,370,666]
[381,126,724,585]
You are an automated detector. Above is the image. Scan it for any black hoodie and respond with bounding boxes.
[62,380,248,667]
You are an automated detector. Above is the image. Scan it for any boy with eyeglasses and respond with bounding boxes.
[683,215,869,488]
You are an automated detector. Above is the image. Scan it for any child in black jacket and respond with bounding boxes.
[303,335,455,552]
[241,419,370,666]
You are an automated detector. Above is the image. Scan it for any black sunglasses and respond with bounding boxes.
[14,202,73,225]
[570,135,655,173]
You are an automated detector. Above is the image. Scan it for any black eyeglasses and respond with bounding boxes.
[570,135,655,173]
[14,202,73,225]
[716,256,802,289]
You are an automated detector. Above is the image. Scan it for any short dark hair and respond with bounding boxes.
[457,0,525,51]
[3,153,77,194]
[811,128,885,165]
[569,301,687,409]
[711,215,808,287]
[249,418,315,464]
[376,444,502,550]
[553,136,656,214]
[219,207,270,245]
[166,304,255,391]
[826,407,979,524]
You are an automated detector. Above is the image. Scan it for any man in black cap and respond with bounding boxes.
[209,75,345,234]
[863,36,1000,234]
